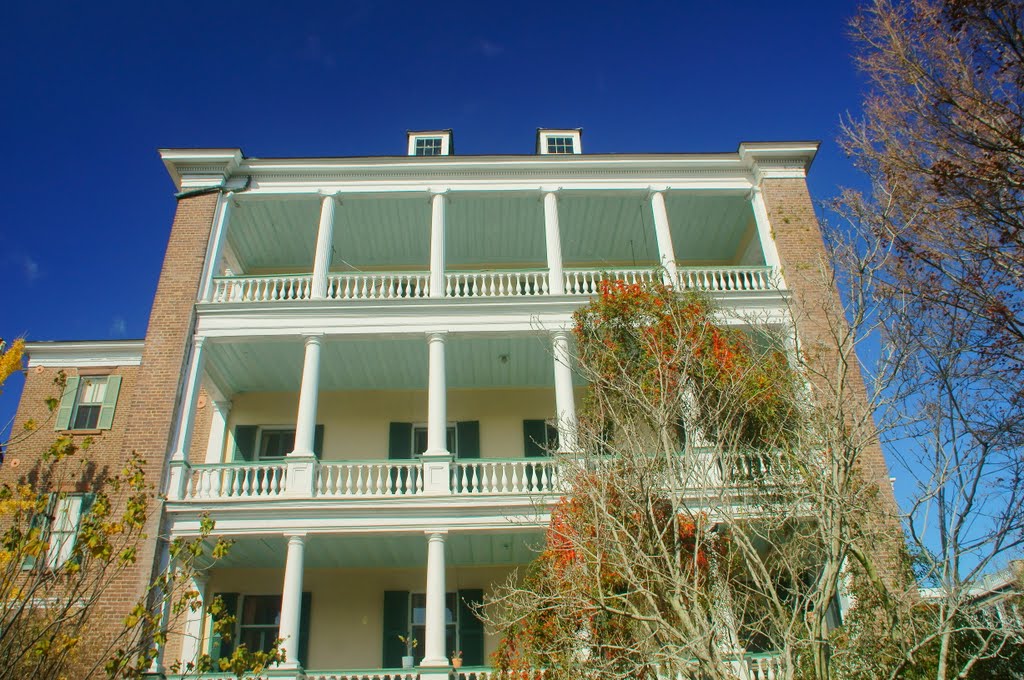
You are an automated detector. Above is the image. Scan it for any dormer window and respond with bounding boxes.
[537,128,582,155]
[407,130,453,156]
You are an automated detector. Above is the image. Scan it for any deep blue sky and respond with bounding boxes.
[1,1,867,434]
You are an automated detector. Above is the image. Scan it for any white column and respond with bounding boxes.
[749,186,784,275]
[179,573,208,666]
[278,534,306,669]
[552,331,578,453]
[421,531,448,667]
[425,332,448,455]
[311,193,338,299]
[168,337,206,499]
[200,191,234,302]
[542,191,565,295]
[204,400,231,464]
[291,335,322,457]
[429,192,447,298]
[650,190,678,284]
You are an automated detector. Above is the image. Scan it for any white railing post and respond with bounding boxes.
[543,190,565,295]
[650,189,679,285]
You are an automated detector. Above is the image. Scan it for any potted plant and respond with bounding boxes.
[451,650,463,669]
[398,634,418,669]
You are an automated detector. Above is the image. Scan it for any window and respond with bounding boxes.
[537,129,582,155]
[414,137,442,156]
[407,130,453,156]
[382,589,484,668]
[23,493,94,571]
[523,419,559,457]
[55,375,122,431]
[258,428,295,459]
[388,421,480,459]
[211,592,311,666]
[546,136,575,154]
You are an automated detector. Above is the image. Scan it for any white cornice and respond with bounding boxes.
[25,340,145,367]
[159,148,243,191]
[738,141,819,182]
[156,141,821,193]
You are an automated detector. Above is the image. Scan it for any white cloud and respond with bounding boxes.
[110,317,127,336]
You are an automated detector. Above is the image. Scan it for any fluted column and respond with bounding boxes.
[429,192,447,298]
[179,572,208,666]
[650,190,678,284]
[542,190,565,295]
[421,531,448,667]
[278,534,307,669]
[204,399,231,463]
[168,337,206,499]
[749,186,784,277]
[291,335,322,457]
[311,193,338,299]
[552,331,578,452]
[201,191,234,301]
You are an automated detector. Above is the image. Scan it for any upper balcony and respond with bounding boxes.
[199,189,785,311]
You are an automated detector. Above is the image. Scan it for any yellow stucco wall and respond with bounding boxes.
[200,565,517,670]
[219,387,583,462]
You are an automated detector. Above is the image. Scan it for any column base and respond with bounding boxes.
[265,667,306,680]
[420,453,452,495]
[284,454,319,497]
[419,667,451,680]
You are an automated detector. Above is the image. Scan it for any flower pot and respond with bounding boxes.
[402,655,415,669]
[452,659,463,669]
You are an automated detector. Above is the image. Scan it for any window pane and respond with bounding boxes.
[259,430,295,458]
[47,495,84,569]
[78,378,107,404]
[73,404,100,429]
[242,595,282,625]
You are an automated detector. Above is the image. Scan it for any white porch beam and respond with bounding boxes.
[542,190,565,295]
[311,193,338,299]
[277,534,307,670]
[650,189,678,284]
[429,191,447,298]
[552,331,578,452]
[421,531,448,667]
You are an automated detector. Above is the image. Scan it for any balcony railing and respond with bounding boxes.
[207,266,780,304]
[175,449,790,504]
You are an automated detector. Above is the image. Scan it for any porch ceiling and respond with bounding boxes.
[213,530,545,569]
[226,191,756,273]
[205,334,580,395]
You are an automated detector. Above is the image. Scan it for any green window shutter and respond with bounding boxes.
[233,425,258,461]
[388,423,413,460]
[70,493,95,564]
[382,590,410,668]
[674,418,687,452]
[456,421,480,459]
[55,376,80,430]
[313,425,325,459]
[298,591,312,667]
[209,592,240,661]
[458,589,485,666]
[96,376,121,430]
[523,420,549,458]
[22,493,56,570]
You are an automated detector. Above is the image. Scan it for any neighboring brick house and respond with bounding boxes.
[5,130,897,679]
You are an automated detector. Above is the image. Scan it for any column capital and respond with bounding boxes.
[318,190,342,201]
[428,187,450,197]
[551,329,574,342]
[284,532,308,542]
[192,335,208,350]
[540,185,562,195]
[426,331,448,342]
[303,332,325,345]
[425,529,449,539]
[647,186,669,199]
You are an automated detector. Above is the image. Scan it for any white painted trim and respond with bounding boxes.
[408,131,453,156]
[25,341,145,367]
[537,129,582,155]
[159,148,243,190]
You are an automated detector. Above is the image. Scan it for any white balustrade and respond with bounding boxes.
[451,459,561,495]
[210,275,312,303]
[303,674,417,680]
[317,461,424,497]
[327,271,430,300]
[675,266,778,292]
[445,270,549,298]
[185,463,288,500]
[563,267,659,295]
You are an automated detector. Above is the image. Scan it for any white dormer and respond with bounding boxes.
[537,128,582,155]
[407,130,453,156]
